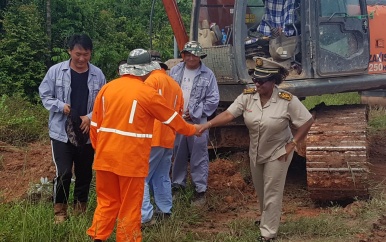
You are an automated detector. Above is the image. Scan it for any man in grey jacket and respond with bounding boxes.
[170,41,219,206]
[39,34,106,224]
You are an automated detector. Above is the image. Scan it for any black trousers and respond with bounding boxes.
[51,139,94,204]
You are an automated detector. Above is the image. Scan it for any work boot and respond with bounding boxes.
[171,184,185,200]
[191,192,206,207]
[73,201,87,216]
[141,218,157,230]
[154,212,171,221]
[54,203,68,224]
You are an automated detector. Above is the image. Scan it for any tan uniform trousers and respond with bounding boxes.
[87,170,144,242]
[250,151,294,239]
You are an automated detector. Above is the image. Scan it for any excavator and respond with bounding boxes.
[161,0,386,201]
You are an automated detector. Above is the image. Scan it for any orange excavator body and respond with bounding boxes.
[161,0,189,51]
[368,4,386,74]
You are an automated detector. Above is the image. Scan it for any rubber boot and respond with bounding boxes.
[73,202,87,216]
[54,203,68,224]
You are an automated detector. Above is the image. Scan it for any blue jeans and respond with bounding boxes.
[141,147,173,223]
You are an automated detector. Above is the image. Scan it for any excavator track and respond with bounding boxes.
[306,104,370,201]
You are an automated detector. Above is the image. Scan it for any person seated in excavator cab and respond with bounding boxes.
[246,0,301,73]
[256,0,298,38]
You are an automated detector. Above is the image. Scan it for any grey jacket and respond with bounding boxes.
[169,62,219,124]
[39,60,106,143]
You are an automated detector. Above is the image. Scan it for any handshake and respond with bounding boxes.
[193,122,212,137]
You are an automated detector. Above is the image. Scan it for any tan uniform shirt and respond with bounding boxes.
[227,86,312,165]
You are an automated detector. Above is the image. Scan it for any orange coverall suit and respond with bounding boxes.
[86,75,196,242]
[141,69,184,221]
[145,69,184,148]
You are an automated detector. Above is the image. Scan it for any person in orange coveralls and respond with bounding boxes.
[140,50,184,225]
[87,49,201,242]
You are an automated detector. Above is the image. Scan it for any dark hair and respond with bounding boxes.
[68,34,93,51]
[118,59,127,67]
[117,59,127,72]
[270,67,289,85]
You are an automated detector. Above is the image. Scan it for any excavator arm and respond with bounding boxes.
[161,0,190,51]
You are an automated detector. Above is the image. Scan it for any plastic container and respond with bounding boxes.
[221,29,227,45]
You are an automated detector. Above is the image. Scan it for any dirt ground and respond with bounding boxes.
[0,131,386,241]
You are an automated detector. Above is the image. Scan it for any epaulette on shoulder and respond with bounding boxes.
[278,91,293,101]
[243,88,257,95]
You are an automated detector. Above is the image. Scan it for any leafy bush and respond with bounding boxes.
[0,95,47,145]
[0,4,49,103]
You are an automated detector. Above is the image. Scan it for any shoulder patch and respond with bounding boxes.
[278,91,293,101]
[243,88,257,95]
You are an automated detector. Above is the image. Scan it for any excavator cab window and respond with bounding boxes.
[319,0,361,58]
[314,0,369,77]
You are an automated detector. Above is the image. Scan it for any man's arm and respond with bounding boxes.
[39,67,66,113]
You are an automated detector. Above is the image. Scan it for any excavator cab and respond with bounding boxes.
[193,0,370,85]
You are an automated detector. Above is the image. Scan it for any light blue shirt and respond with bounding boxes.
[39,59,106,143]
[169,62,219,124]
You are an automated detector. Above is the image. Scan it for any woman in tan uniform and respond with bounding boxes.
[199,57,313,241]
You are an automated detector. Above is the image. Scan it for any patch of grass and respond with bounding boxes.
[280,213,361,241]
[0,95,47,145]
[302,92,361,110]
[0,201,89,242]
[368,107,386,132]
[1,184,386,241]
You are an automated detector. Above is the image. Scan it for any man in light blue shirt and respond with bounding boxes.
[170,41,219,206]
[39,33,106,224]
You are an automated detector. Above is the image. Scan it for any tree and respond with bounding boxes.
[0,3,48,102]
[0,0,193,94]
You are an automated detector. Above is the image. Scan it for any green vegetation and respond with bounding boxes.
[1,183,386,241]
[302,92,361,110]
[0,0,192,102]
[0,95,47,145]
[368,107,386,132]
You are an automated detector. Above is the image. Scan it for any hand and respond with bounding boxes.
[63,104,71,115]
[198,122,211,133]
[279,142,297,162]
[270,27,282,39]
[79,116,91,134]
[193,124,203,137]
